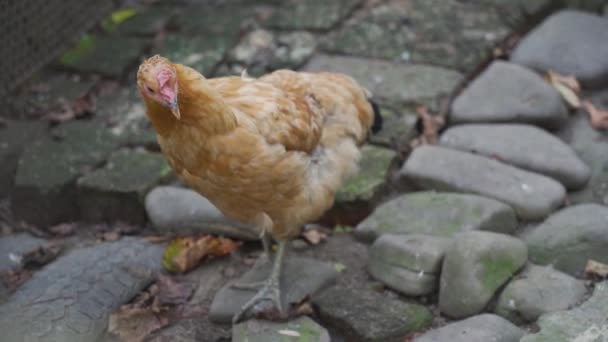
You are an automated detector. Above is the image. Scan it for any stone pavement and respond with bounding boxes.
[1,0,608,341]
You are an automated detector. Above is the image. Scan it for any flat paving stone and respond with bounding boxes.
[355,191,517,242]
[0,238,163,342]
[369,106,418,149]
[415,314,524,342]
[77,149,173,224]
[11,121,120,226]
[145,186,261,240]
[400,145,566,220]
[0,233,48,273]
[210,257,338,323]
[524,203,608,276]
[449,61,568,129]
[232,317,330,342]
[118,7,180,35]
[60,35,147,77]
[265,0,361,30]
[557,89,608,205]
[313,287,432,342]
[440,124,590,190]
[368,234,450,296]
[494,264,588,323]
[336,145,396,203]
[321,0,513,71]
[303,54,463,107]
[439,231,528,318]
[225,29,316,77]
[521,281,608,342]
[155,33,234,76]
[510,10,608,88]
[0,120,48,195]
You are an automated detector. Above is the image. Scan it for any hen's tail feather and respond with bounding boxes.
[369,100,383,134]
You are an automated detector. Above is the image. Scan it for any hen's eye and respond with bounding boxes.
[147,86,155,93]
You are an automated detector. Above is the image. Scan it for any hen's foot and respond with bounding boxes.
[232,241,286,324]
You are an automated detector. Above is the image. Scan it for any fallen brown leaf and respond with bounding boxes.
[47,91,96,124]
[144,235,172,243]
[102,231,121,242]
[108,306,169,342]
[162,236,242,273]
[156,275,194,306]
[585,259,608,278]
[584,100,608,129]
[21,244,62,268]
[301,228,327,245]
[547,70,581,109]
[48,222,77,236]
[410,105,445,147]
[1,269,32,291]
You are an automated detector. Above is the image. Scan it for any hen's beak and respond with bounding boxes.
[169,101,181,120]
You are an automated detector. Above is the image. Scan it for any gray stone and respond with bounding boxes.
[154,33,233,76]
[227,29,316,77]
[521,281,608,342]
[145,186,261,240]
[495,265,588,323]
[557,90,608,204]
[414,314,524,342]
[118,7,180,35]
[313,287,432,342]
[510,10,608,88]
[303,54,463,107]
[209,257,338,323]
[450,61,568,129]
[355,192,517,242]
[440,124,590,190]
[401,145,566,220]
[321,1,513,71]
[0,238,163,342]
[11,121,120,226]
[368,234,450,295]
[439,231,528,318]
[145,319,213,342]
[77,149,173,224]
[232,317,330,342]
[0,233,48,272]
[369,106,418,149]
[336,145,396,203]
[265,0,361,30]
[60,35,147,77]
[524,204,608,276]
[0,120,47,195]
[174,5,252,37]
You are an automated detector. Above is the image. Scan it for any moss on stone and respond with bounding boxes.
[481,255,518,291]
[336,145,395,202]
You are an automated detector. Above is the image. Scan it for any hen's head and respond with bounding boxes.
[137,55,180,119]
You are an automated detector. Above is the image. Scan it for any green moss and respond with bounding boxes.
[481,255,518,291]
[60,34,96,65]
[404,304,433,331]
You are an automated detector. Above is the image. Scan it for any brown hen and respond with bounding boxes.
[137,55,381,322]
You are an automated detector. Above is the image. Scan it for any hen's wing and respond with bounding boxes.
[207,73,325,153]
[208,69,375,154]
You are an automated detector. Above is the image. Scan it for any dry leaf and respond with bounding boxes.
[162,235,241,273]
[108,306,169,342]
[156,275,194,306]
[144,235,171,243]
[278,330,301,337]
[584,100,608,129]
[410,105,445,147]
[1,269,32,291]
[585,259,608,278]
[301,228,327,245]
[47,91,96,124]
[48,222,77,236]
[547,70,581,109]
[21,244,62,268]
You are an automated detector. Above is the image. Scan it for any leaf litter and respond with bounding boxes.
[583,100,608,130]
[410,105,445,148]
[546,70,581,109]
[108,275,195,342]
[162,235,241,273]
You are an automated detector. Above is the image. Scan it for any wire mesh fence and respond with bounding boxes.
[0,0,114,96]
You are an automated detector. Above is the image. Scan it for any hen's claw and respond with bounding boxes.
[232,241,286,324]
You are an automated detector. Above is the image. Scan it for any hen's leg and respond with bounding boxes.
[232,240,286,323]
[231,234,273,290]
